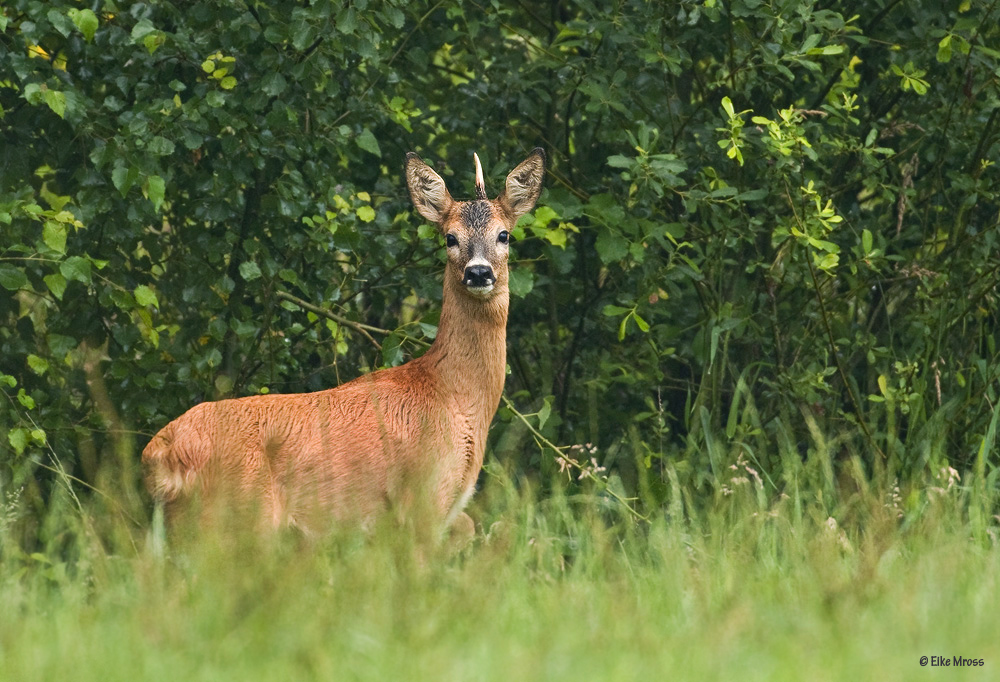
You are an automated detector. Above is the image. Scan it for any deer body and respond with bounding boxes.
[142,149,545,536]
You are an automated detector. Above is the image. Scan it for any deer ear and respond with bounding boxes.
[498,148,546,221]
[405,153,453,225]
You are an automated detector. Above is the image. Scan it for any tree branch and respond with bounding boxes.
[275,290,385,350]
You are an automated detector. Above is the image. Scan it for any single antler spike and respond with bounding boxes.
[473,152,488,200]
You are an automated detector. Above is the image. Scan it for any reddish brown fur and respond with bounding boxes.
[142,148,546,537]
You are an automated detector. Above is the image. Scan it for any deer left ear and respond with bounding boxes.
[498,148,546,221]
[405,152,453,225]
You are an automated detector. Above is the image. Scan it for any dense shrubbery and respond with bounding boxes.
[1,0,999,547]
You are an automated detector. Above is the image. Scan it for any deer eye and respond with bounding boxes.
[497,231,509,244]
[446,234,459,248]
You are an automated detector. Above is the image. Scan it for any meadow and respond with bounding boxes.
[2,458,998,682]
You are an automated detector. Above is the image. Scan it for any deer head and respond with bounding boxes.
[405,148,546,301]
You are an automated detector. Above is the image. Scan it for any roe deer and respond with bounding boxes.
[142,148,546,539]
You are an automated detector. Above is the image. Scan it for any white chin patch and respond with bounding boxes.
[465,284,495,299]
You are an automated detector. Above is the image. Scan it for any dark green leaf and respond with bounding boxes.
[145,175,166,211]
[0,265,28,290]
[148,137,175,156]
[111,164,138,196]
[43,90,67,118]
[60,256,91,284]
[338,7,358,34]
[131,18,156,40]
[381,332,404,367]
[508,269,535,298]
[595,228,628,264]
[47,9,75,36]
[356,129,381,157]
[261,73,287,97]
[44,274,67,300]
[537,397,552,430]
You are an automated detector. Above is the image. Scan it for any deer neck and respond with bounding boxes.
[422,269,509,421]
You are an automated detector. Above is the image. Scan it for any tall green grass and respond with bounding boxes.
[2,462,998,682]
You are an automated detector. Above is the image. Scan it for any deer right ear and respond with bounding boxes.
[405,153,453,225]
[498,147,546,221]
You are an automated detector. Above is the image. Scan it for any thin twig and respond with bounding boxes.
[501,394,650,522]
[275,290,385,350]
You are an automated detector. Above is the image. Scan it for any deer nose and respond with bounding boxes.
[464,264,495,288]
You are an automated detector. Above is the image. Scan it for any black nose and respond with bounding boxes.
[464,264,495,287]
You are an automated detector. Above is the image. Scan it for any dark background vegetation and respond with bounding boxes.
[2,0,998,548]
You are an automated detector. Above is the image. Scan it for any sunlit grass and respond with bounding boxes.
[1,470,998,681]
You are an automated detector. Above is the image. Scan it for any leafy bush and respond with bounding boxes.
[2,0,999,546]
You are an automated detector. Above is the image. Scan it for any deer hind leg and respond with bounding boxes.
[150,500,167,558]
[445,511,475,552]
[261,435,291,531]
[443,472,477,528]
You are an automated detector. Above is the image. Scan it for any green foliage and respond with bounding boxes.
[1,0,999,545]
